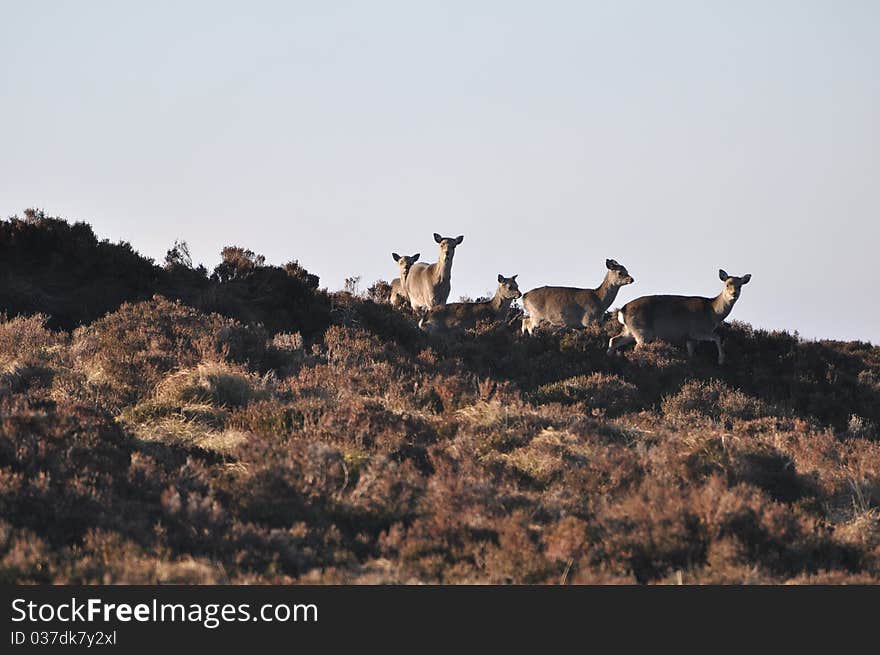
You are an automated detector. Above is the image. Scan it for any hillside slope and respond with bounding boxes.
[1,211,879,584]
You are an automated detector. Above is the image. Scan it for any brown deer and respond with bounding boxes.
[419,275,522,334]
[404,233,464,310]
[521,259,634,335]
[389,252,420,307]
[607,269,752,364]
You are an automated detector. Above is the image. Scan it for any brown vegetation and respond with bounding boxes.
[1,211,879,584]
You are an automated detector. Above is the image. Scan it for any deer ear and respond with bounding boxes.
[498,274,504,283]
[392,253,401,261]
[412,253,420,262]
[455,235,464,245]
[741,274,751,285]
[719,269,729,281]
[433,233,443,243]
[512,274,518,280]
[606,259,617,270]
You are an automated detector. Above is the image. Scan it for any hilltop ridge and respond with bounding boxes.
[1,210,878,584]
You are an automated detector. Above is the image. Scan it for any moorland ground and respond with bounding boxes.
[1,210,879,583]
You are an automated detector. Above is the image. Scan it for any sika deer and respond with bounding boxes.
[404,233,464,310]
[521,259,634,335]
[607,269,752,364]
[419,275,522,333]
[390,252,420,307]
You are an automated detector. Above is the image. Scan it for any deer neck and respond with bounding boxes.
[435,249,454,283]
[595,273,621,310]
[711,291,738,322]
[489,289,513,316]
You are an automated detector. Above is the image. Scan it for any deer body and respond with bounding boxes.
[607,270,752,364]
[420,275,521,333]
[521,259,634,335]
[389,252,420,307]
[404,233,463,310]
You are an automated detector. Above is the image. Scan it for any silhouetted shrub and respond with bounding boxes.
[367,280,392,304]
[0,212,331,338]
[212,246,266,283]
[0,211,162,329]
[283,260,320,291]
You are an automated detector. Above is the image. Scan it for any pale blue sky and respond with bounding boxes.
[2,1,878,341]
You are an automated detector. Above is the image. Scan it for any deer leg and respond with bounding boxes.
[607,333,635,356]
[690,333,724,364]
[713,334,724,365]
[631,328,651,350]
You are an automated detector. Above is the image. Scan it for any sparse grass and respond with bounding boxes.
[131,417,249,453]
[118,362,270,453]
[155,362,271,408]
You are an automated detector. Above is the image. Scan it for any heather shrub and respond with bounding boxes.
[0,313,61,369]
[595,478,705,582]
[718,323,880,430]
[67,297,268,411]
[310,395,437,465]
[327,293,426,353]
[729,450,809,503]
[213,323,269,365]
[834,510,880,562]
[228,439,348,528]
[0,314,65,393]
[847,415,878,440]
[68,297,217,409]
[592,475,837,582]
[533,373,638,416]
[558,321,615,354]
[0,395,133,545]
[662,379,780,422]
[0,521,55,583]
[481,511,556,583]
[228,399,308,442]
[542,516,590,566]
[346,457,425,529]
[323,325,390,366]
[201,257,330,338]
[613,341,690,401]
[499,428,593,488]
[272,331,304,352]
[455,400,553,456]
[61,530,231,584]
